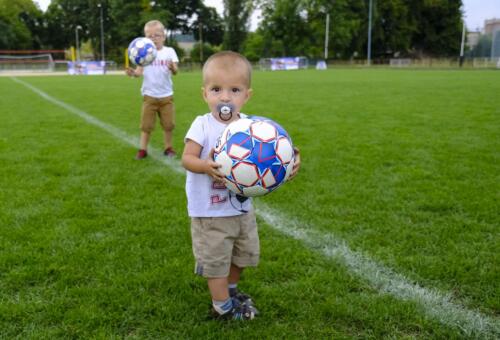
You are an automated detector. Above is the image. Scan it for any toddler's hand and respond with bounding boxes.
[166,60,177,74]
[125,67,135,77]
[206,148,225,182]
[288,147,301,180]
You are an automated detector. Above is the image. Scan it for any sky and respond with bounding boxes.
[33,0,500,32]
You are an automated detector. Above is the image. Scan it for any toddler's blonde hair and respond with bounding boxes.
[144,20,165,34]
[202,51,252,88]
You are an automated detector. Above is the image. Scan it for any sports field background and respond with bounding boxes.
[0,69,498,338]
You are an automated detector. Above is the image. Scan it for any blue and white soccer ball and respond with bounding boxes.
[128,37,157,66]
[214,116,295,197]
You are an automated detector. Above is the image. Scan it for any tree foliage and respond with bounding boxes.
[1,0,464,61]
[192,6,224,46]
[256,0,463,59]
[222,0,253,52]
[0,0,43,49]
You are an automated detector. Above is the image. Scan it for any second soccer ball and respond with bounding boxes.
[128,37,157,67]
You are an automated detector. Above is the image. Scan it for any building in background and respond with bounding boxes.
[171,34,196,54]
[484,19,500,58]
[484,18,500,35]
[467,31,480,49]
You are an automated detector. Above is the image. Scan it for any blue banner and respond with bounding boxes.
[270,57,300,70]
[68,61,106,75]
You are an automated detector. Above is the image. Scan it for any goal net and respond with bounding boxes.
[0,53,55,72]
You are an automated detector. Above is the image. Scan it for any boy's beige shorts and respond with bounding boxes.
[140,95,175,133]
[191,209,260,278]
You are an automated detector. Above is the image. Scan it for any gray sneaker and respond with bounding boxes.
[230,288,259,315]
[211,297,256,321]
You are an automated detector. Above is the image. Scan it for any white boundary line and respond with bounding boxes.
[12,77,499,338]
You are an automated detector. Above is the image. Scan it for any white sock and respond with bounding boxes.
[212,297,233,315]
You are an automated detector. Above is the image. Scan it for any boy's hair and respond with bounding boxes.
[202,51,252,88]
[144,20,165,34]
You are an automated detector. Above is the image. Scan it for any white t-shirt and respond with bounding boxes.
[184,113,253,217]
[141,46,179,98]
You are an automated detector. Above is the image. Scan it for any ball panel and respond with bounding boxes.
[256,141,277,163]
[270,164,287,186]
[250,121,277,142]
[231,162,259,187]
[226,132,253,154]
[224,179,242,195]
[242,185,269,197]
[227,118,253,135]
[276,136,294,164]
[228,144,251,160]
[261,168,276,188]
[214,151,233,176]
[284,158,295,181]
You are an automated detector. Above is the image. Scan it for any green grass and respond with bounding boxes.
[0,69,498,338]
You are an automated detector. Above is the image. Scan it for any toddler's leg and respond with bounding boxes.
[207,277,229,302]
[139,131,151,150]
[163,129,173,150]
[158,96,175,154]
[228,264,242,285]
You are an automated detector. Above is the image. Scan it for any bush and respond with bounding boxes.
[190,42,218,63]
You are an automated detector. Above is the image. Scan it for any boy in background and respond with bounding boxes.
[182,51,300,320]
[126,20,179,159]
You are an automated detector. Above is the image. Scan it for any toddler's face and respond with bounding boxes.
[145,25,165,49]
[203,68,252,123]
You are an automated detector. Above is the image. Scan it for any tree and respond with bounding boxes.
[0,0,43,49]
[370,0,414,57]
[192,5,224,46]
[303,0,367,59]
[408,0,463,57]
[259,0,311,57]
[41,0,209,61]
[190,42,217,62]
[43,0,92,51]
[242,31,265,61]
[222,0,253,52]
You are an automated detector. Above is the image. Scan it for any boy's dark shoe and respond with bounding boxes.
[135,149,148,160]
[164,147,176,157]
[211,298,256,321]
[230,288,259,315]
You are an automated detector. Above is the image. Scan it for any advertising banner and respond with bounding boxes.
[270,57,301,70]
[68,61,106,75]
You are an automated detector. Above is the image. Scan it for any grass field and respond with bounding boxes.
[0,68,499,338]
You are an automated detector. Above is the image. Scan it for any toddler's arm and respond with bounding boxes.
[125,66,144,77]
[288,147,301,180]
[182,140,225,182]
[167,61,178,75]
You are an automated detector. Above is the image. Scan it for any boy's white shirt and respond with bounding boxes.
[141,46,179,98]
[184,113,253,217]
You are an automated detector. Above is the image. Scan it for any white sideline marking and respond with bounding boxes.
[13,77,500,337]
[10,77,184,174]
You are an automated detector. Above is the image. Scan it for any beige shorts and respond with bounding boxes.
[140,95,175,133]
[191,210,260,278]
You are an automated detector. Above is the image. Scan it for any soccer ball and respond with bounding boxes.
[128,37,157,66]
[214,116,295,197]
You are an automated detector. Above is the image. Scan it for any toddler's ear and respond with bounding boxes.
[245,88,253,101]
[201,87,208,101]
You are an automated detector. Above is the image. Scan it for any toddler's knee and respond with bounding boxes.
[141,126,154,134]
[163,122,175,131]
